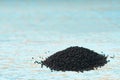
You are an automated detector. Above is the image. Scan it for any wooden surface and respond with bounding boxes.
[0,1,120,80]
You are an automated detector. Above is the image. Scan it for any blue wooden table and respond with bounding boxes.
[0,1,120,80]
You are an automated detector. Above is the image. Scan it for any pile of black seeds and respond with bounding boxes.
[41,46,108,72]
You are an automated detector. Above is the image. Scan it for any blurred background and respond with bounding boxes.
[0,0,120,80]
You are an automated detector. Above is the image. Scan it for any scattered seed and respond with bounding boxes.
[32,57,34,59]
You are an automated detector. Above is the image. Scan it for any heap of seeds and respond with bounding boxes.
[41,46,108,72]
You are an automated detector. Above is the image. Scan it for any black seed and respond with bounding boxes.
[34,61,41,64]
[41,46,108,72]
[110,55,115,59]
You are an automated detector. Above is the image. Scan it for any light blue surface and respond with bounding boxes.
[0,1,120,80]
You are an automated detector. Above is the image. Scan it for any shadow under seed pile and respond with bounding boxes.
[41,46,108,72]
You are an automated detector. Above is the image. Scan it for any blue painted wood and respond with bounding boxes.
[0,1,120,80]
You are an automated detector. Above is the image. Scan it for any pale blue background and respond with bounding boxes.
[0,0,120,80]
